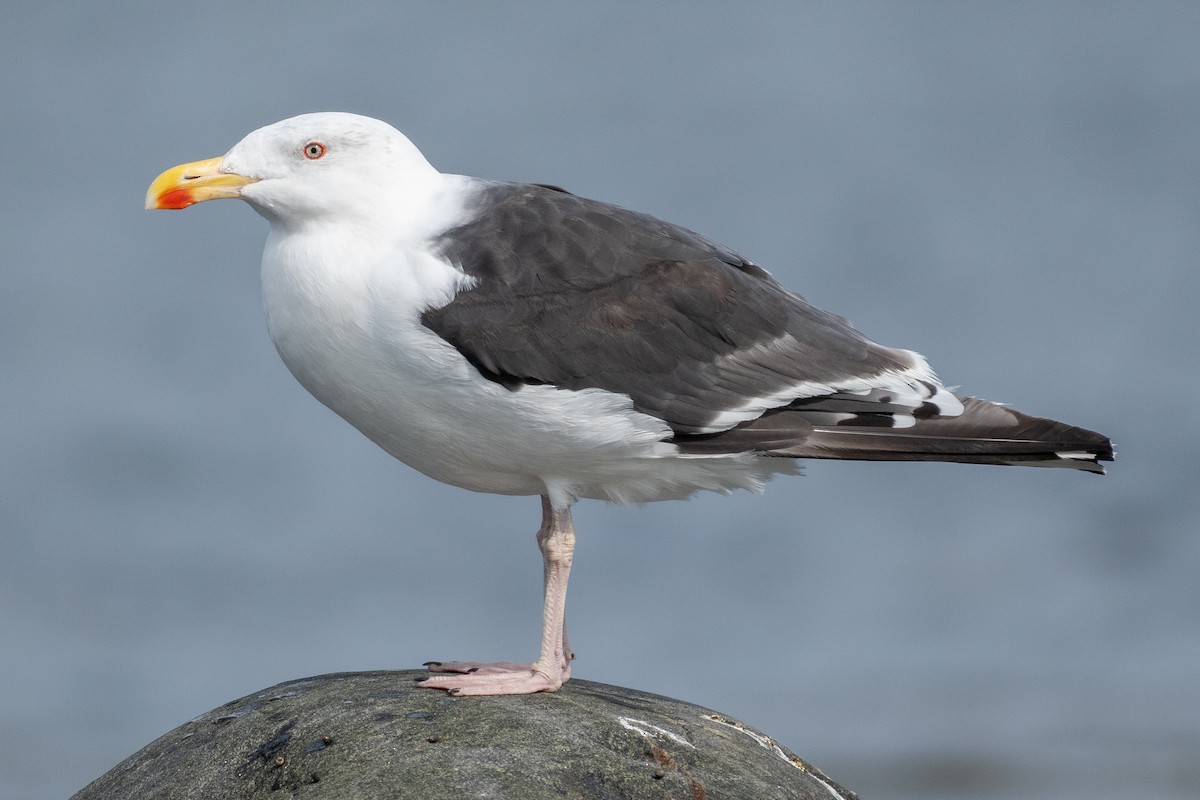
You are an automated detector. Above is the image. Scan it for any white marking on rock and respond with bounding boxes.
[704,713,850,800]
[617,716,696,749]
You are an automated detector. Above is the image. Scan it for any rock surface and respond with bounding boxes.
[71,670,854,799]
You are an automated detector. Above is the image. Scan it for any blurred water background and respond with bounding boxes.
[2,4,1197,798]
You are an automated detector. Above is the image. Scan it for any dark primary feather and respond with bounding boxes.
[422,182,1113,473]
[675,396,1114,473]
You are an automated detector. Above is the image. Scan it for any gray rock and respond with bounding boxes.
[72,670,855,799]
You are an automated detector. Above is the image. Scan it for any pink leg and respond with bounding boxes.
[420,496,576,695]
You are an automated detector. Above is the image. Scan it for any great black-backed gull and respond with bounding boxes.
[147,112,1112,695]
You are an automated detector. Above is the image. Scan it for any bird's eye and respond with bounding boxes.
[303,141,327,160]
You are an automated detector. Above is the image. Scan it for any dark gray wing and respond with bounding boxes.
[422,182,922,435]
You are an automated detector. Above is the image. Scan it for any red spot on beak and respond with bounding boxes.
[157,188,198,210]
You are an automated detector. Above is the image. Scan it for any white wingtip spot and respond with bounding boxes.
[928,385,964,417]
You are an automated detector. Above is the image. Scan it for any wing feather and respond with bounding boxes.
[423,182,925,433]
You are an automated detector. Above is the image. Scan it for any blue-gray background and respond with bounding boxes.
[3,4,1197,799]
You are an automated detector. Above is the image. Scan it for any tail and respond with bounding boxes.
[675,396,1114,474]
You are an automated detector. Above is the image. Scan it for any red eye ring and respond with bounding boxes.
[303,141,327,160]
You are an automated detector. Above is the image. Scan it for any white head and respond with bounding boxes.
[147,112,441,228]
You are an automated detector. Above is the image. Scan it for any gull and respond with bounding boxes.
[147,112,1112,695]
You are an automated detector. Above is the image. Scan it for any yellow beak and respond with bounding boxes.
[145,157,259,210]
